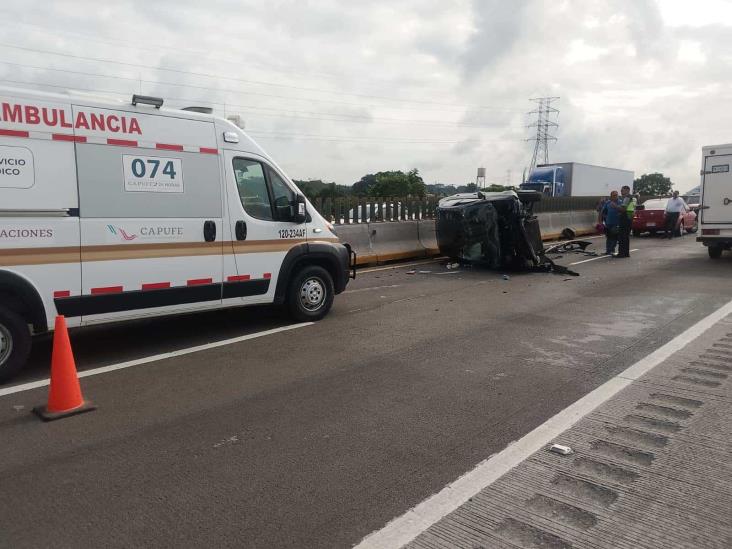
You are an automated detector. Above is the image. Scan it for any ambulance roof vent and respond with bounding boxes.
[182,106,214,114]
[131,94,164,109]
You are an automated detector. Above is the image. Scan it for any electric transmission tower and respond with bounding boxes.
[527,97,560,171]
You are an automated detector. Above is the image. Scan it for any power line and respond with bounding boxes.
[0,16,354,84]
[526,97,559,171]
[0,67,523,129]
[246,130,464,143]
[0,78,524,145]
[0,72,518,130]
[0,60,490,114]
[0,43,521,111]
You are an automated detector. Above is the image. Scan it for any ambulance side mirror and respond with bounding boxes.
[293,194,307,224]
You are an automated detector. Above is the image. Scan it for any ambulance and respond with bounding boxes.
[0,87,354,382]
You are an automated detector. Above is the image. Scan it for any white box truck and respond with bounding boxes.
[520,162,634,197]
[0,87,355,381]
[697,143,732,258]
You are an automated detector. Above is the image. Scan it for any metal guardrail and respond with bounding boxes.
[310,197,440,225]
[312,195,657,225]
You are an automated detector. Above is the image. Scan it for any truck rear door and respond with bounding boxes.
[701,154,732,224]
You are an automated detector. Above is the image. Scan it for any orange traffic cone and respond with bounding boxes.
[33,316,95,421]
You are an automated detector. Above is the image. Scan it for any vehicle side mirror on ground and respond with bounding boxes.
[293,194,307,224]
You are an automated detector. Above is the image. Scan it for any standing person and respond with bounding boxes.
[614,185,636,258]
[599,191,620,255]
[664,190,688,239]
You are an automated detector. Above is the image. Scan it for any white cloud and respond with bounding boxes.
[0,0,730,191]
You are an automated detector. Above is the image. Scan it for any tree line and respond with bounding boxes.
[294,169,514,200]
[294,169,681,200]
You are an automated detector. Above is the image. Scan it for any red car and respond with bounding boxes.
[632,198,698,237]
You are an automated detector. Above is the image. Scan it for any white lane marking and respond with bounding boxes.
[569,248,639,266]
[355,298,732,549]
[359,258,443,274]
[344,284,401,294]
[0,323,313,398]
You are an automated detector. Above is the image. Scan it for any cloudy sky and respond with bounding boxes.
[2,0,731,191]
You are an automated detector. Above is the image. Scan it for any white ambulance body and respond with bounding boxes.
[0,87,354,381]
[697,143,732,258]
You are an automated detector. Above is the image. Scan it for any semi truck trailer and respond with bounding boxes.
[520,162,634,197]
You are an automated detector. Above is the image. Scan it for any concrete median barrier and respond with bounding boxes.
[537,212,572,240]
[417,220,440,255]
[371,221,426,263]
[335,223,376,265]
[569,210,600,237]
[538,210,598,240]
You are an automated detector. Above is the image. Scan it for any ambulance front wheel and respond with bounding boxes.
[0,306,32,383]
[287,265,335,321]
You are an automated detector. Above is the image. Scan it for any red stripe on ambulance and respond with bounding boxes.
[199,147,218,155]
[0,128,30,138]
[263,273,272,279]
[227,275,251,282]
[91,286,124,295]
[141,282,171,291]
[53,290,71,299]
[156,143,184,152]
[107,138,139,147]
[52,134,87,143]
[187,278,213,286]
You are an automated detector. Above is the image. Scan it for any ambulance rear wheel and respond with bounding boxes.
[0,306,31,383]
[287,265,334,321]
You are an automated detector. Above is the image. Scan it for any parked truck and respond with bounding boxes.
[697,143,732,258]
[520,162,634,197]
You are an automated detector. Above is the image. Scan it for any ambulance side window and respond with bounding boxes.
[266,166,296,221]
[233,158,273,220]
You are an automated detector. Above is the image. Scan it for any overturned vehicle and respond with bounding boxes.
[436,190,577,274]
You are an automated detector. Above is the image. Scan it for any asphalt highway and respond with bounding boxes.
[1,234,730,548]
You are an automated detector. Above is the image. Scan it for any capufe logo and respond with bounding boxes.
[1,102,142,135]
[107,225,138,241]
[107,225,184,241]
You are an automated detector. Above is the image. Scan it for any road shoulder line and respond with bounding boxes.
[0,323,313,398]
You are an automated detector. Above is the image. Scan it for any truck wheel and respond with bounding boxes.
[0,306,32,383]
[286,265,335,322]
[708,245,723,259]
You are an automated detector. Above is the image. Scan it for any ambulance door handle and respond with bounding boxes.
[203,220,217,242]
[235,220,247,240]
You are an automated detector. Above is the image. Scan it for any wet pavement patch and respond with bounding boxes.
[635,402,694,420]
[494,518,572,549]
[689,360,732,372]
[591,439,656,466]
[550,474,619,507]
[623,414,682,433]
[604,426,669,449]
[527,494,598,529]
[571,457,639,484]
[647,393,702,409]
[671,374,721,387]
[680,367,728,379]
